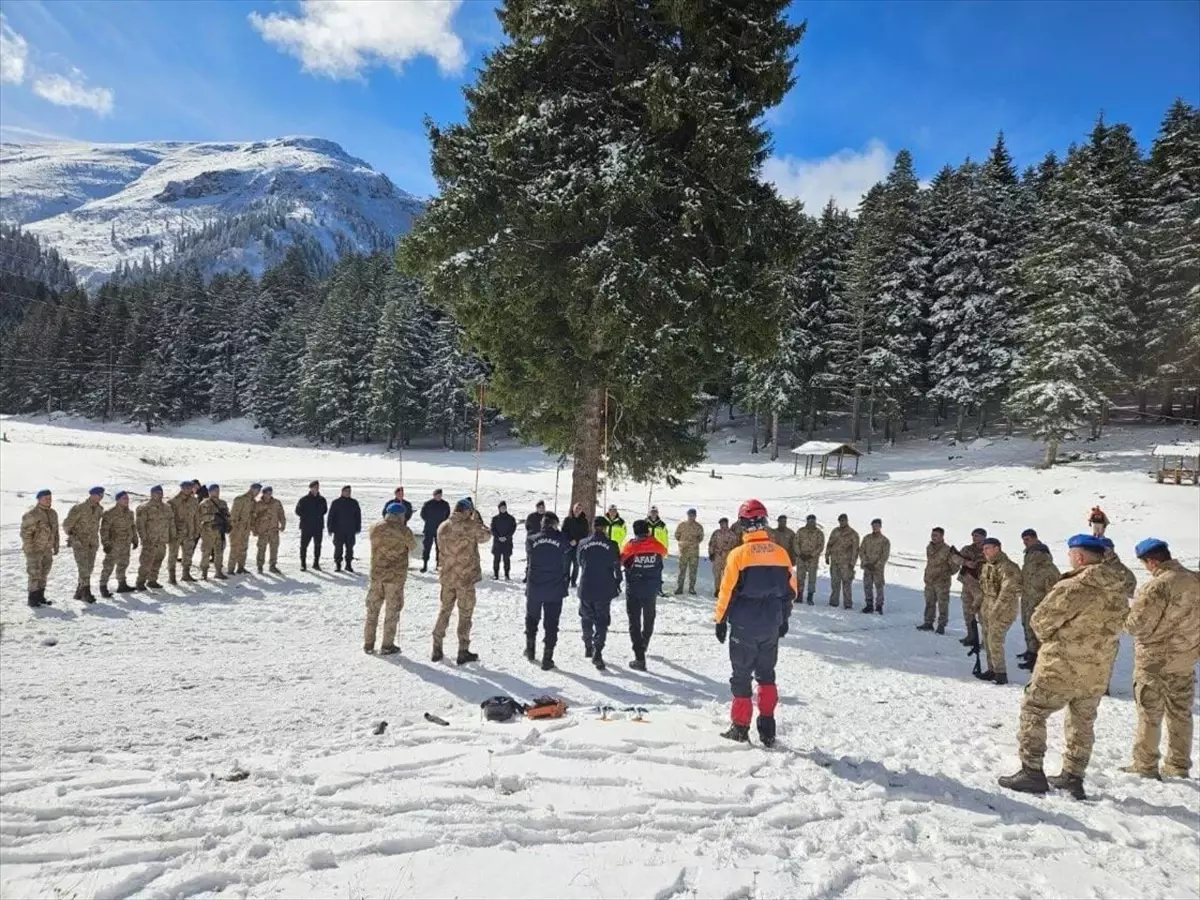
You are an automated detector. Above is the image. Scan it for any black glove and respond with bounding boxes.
[779,620,789,638]
[715,622,727,644]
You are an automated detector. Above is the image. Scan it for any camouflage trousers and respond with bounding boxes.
[169,536,197,579]
[100,543,133,587]
[1018,679,1103,776]
[922,580,951,628]
[137,541,167,585]
[256,532,280,570]
[200,530,226,576]
[961,577,981,627]
[797,557,819,599]
[1133,673,1195,775]
[862,566,885,606]
[829,561,854,607]
[712,556,728,598]
[25,549,52,591]
[227,526,251,572]
[676,548,699,592]
[1021,592,1046,654]
[364,579,406,650]
[72,542,98,588]
[433,584,477,651]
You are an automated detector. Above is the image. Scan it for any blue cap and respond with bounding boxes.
[180,480,192,488]
[115,490,128,500]
[208,483,219,492]
[456,497,473,511]
[1067,534,1108,552]
[88,486,105,496]
[384,501,405,516]
[250,482,262,490]
[1135,538,1168,559]
[150,485,163,494]
[35,489,51,499]
[1100,536,1114,549]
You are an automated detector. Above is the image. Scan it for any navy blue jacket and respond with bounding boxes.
[621,535,667,600]
[490,512,517,554]
[326,496,361,536]
[576,532,622,605]
[526,529,570,604]
[383,497,414,523]
[295,493,328,533]
[420,498,451,532]
[562,513,590,546]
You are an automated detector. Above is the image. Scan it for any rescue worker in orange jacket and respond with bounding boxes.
[715,499,798,747]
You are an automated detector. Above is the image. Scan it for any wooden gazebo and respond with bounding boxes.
[1152,443,1200,485]
[791,441,862,478]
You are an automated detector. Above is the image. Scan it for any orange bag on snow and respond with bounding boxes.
[525,695,568,719]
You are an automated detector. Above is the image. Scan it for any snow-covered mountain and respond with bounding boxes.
[0,136,425,286]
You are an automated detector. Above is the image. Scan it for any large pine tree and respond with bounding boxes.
[399,0,803,513]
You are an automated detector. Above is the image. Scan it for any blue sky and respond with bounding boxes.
[1,0,1196,210]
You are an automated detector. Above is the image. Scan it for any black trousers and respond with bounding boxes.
[422,530,439,565]
[566,545,580,586]
[332,534,355,565]
[300,528,322,564]
[729,630,779,697]
[579,597,612,653]
[525,598,563,651]
[493,548,512,578]
[626,594,657,656]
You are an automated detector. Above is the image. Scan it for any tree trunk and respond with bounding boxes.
[569,385,605,521]
[1159,383,1175,419]
[751,407,760,454]
[1042,437,1059,468]
[1137,388,1148,415]
[955,405,965,442]
[769,410,779,461]
[851,385,862,442]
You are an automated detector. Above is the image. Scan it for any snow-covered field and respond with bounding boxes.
[1,416,1197,900]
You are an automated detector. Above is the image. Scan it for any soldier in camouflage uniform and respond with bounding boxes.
[98,490,138,597]
[433,498,492,665]
[977,537,1021,684]
[859,518,891,614]
[674,509,705,595]
[1017,529,1060,669]
[21,489,59,607]
[794,514,824,606]
[227,483,261,575]
[135,485,174,590]
[918,527,961,633]
[1123,538,1200,779]
[167,481,200,585]
[957,528,987,647]
[708,518,740,600]
[999,534,1129,800]
[253,486,286,574]
[364,502,416,654]
[198,484,231,580]
[825,514,859,609]
[769,516,797,565]
[62,486,105,603]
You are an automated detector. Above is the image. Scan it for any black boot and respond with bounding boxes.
[721,724,751,743]
[935,624,946,634]
[805,592,814,606]
[993,672,1009,685]
[335,560,342,572]
[975,669,995,682]
[116,583,135,594]
[147,580,163,589]
[862,603,874,614]
[457,649,479,666]
[593,651,606,671]
[875,604,883,615]
[629,653,647,671]
[73,587,83,601]
[99,584,113,599]
[27,591,39,608]
[312,561,321,571]
[345,561,354,574]
[584,643,594,659]
[998,766,1049,795]
[757,716,776,748]
[524,636,537,662]
[541,650,555,671]
[1047,771,1087,799]
[82,588,97,604]
[301,559,307,572]
[432,643,444,663]
[916,623,934,631]
[36,589,51,606]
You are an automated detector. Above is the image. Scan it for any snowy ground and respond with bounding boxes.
[1,415,1197,900]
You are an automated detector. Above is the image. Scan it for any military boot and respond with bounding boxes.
[1047,771,1087,800]
[541,649,555,671]
[862,603,875,614]
[829,598,838,607]
[629,653,647,671]
[215,571,228,580]
[27,591,39,608]
[584,642,594,659]
[998,766,1048,795]
[36,589,51,606]
[345,561,354,574]
[757,716,776,748]
[181,571,197,583]
[82,587,97,604]
[269,566,282,575]
[431,642,444,663]
[379,644,400,656]
[1161,765,1190,778]
[237,565,248,575]
[805,592,814,606]
[1118,764,1162,780]
[975,669,996,682]
[116,582,135,594]
[73,586,83,600]
[875,604,883,615]
[721,724,751,743]
[935,624,946,634]
[992,672,1009,685]
[457,648,479,666]
[916,623,934,631]
[99,584,113,599]
[168,571,178,586]
[592,651,606,671]
[136,581,148,592]
[147,579,163,589]
[524,636,537,662]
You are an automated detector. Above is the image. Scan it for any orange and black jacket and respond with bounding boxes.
[715,530,798,635]
[621,535,667,600]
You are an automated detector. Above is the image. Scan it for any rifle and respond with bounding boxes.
[968,627,982,677]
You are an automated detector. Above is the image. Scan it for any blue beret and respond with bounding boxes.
[384,501,405,516]
[208,483,219,492]
[250,482,263,490]
[88,486,105,496]
[150,485,163,494]
[1067,534,1108,552]
[36,489,51,499]
[1135,538,1168,559]
[1100,536,1115,549]
[115,490,128,500]
[981,537,1001,548]
[180,480,192,488]
[456,497,473,511]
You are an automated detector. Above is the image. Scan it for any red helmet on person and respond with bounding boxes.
[737,499,768,529]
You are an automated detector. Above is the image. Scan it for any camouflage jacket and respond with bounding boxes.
[1031,562,1129,696]
[136,498,176,545]
[859,533,891,569]
[229,491,257,533]
[63,499,103,547]
[958,543,985,584]
[769,527,797,563]
[1021,543,1060,604]
[199,497,231,535]
[825,526,860,565]
[1104,547,1138,599]
[708,528,740,562]
[437,509,491,586]
[99,505,137,551]
[794,524,825,560]
[253,498,286,536]
[1126,559,1200,679]
[168,491,200,541]
[980,552,1022,626]
[675,519,705,553]
[924,541,961,586]
[20,505,59,555]
[369,516,415,582]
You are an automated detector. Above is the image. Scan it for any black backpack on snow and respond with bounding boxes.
[481,696,525,722]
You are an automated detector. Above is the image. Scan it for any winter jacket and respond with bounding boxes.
[714,530,798,636]
[794,523,825,560]
[1031,562,1129,696]
[369,515,415,583]
[295,493,328,534]
[524,511,546,536]
[1104,547,1138,599]
[645,517,669,554]
[420,497,451,534]
[675,519,705,554]
[21,505,59,555]
[958,543,985,583]
[1126,559,1200,680]
[100,505,138,552]
[436,509,491,586]
[980,551,1022,629]
[490,511,517,554]
[924,541,961,586]
[768,526,796,563]
[621,535,667,600]
[577,532,622,604]
[708,527,740,562]
[136,497,175,545]
[168,491,200,542]
[562,512,590,546]
[825,525,860,566]
[526,528,571,604]
[383,497,414,523]
[327,496,362,537]
[198,497,230,536]
[1021,543,1060,606]
[63,499,104,548]
[253,498,286,536]
[229,491,257,534]
[859,533,891,570]
[604,513,626,547]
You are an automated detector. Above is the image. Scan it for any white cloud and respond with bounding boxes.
[32,71,114,116]
[249,0,466,80]
[1,14,29,84]
[763,139,893,215]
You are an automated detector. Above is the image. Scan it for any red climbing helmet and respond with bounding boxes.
[737,499,768,529]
